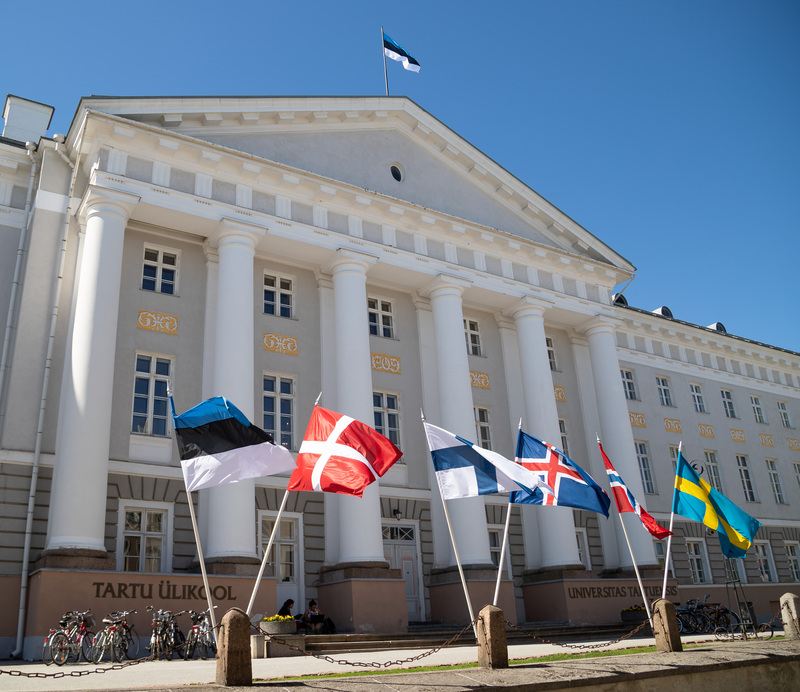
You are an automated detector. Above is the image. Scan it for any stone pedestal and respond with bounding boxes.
[477,605,508,669]
[652,598,682,652]
[216,608,252,686]
[781,592,800,640]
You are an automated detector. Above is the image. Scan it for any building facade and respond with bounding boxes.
[1,94,798,658]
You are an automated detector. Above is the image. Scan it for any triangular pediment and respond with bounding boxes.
[77,95,633,271]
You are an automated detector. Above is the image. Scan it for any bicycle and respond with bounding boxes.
[49,610,95,665]
[91,610,140,663]
[147,606,186,660]
[184,606,217,660]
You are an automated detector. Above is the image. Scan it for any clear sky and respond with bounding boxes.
[4,0,798,352]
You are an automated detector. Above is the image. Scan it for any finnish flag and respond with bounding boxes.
[423,422,552,501]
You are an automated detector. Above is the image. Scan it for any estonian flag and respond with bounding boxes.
[173,396,295,493]
[383,32,420,73]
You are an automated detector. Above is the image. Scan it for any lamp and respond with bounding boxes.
[393,509,403,521]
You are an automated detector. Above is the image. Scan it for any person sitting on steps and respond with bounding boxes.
[304,599,325,633]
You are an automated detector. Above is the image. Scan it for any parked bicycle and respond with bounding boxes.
[49,610,95,666]
[184,606,217,660]
[91,609,140,663]
[147,606,186,660]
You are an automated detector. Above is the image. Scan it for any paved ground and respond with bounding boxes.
[1,632,796,691]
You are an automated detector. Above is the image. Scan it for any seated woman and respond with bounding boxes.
[303,600,325,633]
[277,599,294,617]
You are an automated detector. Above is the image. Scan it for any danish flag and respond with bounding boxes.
[599,441,672,540]
[509,430,610,517]
[287,406,402,497]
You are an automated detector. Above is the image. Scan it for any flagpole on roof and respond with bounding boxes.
[422,414,477,636]
[381,26,389,96]
[661,441,681,599]
[246,487,290,616]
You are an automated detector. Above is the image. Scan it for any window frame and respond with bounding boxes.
[116,500,173,573]
[141,244,179,295]
[464,318,482,357]
[368,296,395,338]
[474,406,492,450]
[131,353,173,437]
[262,373,296,451]
[373,391,401,449]
[750,395,767,424]
[620,369,637,401]
[721,389,737,419]
[690,383,706,414]
[545,337,557,372]
[575,528,592,571]
[778,401,793,429]
[558,419,569,458]
[785,542,800,582]
[656,375,674,407]
[263,271,295,319]
[488,522,513,578]
[635,440,656,494]
[686,539,711,585]
[736,454,758,502]
[766,459,786,504]
[259,510,304,596]
[704,450,723,492]
[753,541,777,583]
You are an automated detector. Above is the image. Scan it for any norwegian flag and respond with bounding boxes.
[509,430,610,517]
[599,441,672,540]
[287,406,402,497]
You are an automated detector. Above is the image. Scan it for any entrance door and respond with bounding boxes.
[261,514,303,617]
[382,524,422,622]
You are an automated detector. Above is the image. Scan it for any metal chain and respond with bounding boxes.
[252,619,477,669]
[504,619,651,650]
[0,654,154,679]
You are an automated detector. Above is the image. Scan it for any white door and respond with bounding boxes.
[383,524,421,622]
[261,514,303,617]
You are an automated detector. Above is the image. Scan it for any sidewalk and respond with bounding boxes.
[0,632,795,691]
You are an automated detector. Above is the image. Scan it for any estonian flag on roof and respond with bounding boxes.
[173,396,295,492]
[383,32,421,73]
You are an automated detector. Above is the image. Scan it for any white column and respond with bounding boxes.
[328,250,385,565]
[205,220,264,561]
[46,187,139,553]
[508,297,581,570]
[424,275,491,567]
[584,317,657,566]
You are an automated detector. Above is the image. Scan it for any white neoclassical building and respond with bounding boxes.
[1,93,798,658]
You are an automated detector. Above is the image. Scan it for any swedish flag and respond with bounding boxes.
[673,451,761,558]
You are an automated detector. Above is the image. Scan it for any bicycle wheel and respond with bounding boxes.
[42,633,55,665]
[80,630,95,662]
[111,630,126,663]
[755,623,774,640]
[677,612,695,634]
[200,631,216,660]
[91,631,107,664]
[124,626,140,659]
[692,612,712,633]
[183,631,197,660]
[50,632,71,666]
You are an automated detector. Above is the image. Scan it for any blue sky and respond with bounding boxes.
[4,0,798,351]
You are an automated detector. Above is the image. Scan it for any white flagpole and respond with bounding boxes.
[246,487,290,616]
[492,504,512,607]
[422,411,477,635]
[170,388,218,638]
[617,513,653,626]
[661,440,681,599]
[185,488,218,638]
[381,26,389,96]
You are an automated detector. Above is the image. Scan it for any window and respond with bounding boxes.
[263,375,294,450]
[488,527,511,576]
[142,246,177,294]
[736,455,758,502]
[620,369,637,400]
[766,459,786,504]
[654,541,674,577]
[545,337,557,371]
[704,450,723,492]
[576,528,591,570]
[778,401,793,428]
[261,515,300,585]
[795,462,800,490]
[669,445,680,473]
[754,542,776,582]
[119,502,171,573]
[721,389,737,418]
[263,273,293,318]
[559,419,569,457]
[474,407,491,450]
[750,395,766,424]
[786,542,800,582]
[656,376,673,407]
[690,383,706,413]
[132,355,171,436]
[368,297,394,338]
[373,392,400,447]
[686,540,710,584]
[635,441,655,494]
[464,319,482,356]
[725,557,746,584]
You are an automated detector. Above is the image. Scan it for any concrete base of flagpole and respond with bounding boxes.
[652,598,682,652]
[477,604,508,669]
[216,608,252,686]
[781,593,800,640]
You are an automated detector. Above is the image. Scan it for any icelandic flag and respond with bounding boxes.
[510,430,610,517]
[287,406,402,497]
[172,396,295,493]
[424,422,553,501]
[383,32,421,72]
[599,441,672,540]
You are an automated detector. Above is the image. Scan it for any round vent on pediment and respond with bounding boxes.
[652,306,673,318]
[706,322,727,333]
[390,162,404,182]
[612,293,628,306]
